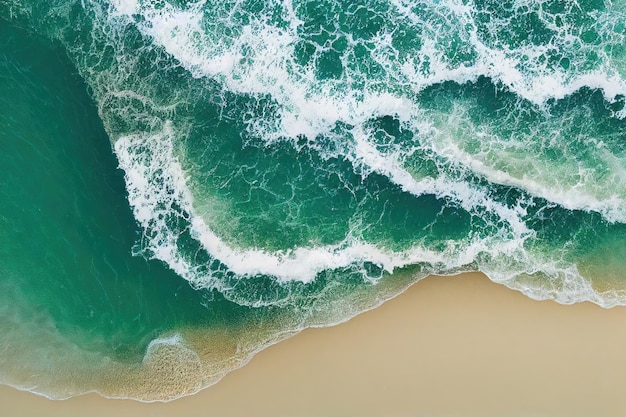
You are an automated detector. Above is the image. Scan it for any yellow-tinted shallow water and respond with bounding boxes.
[3,272,626,417]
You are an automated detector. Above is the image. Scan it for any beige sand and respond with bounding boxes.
[2,272,626,417]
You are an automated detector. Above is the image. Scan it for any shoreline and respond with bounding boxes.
[3,272,626,417]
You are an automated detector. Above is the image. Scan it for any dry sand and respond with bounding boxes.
[2,272,626,417]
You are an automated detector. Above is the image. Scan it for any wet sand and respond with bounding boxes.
[3,272,626,417]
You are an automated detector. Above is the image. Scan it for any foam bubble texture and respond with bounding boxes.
[5,0,626,306]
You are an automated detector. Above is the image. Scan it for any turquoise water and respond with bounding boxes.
[1,0,626,400]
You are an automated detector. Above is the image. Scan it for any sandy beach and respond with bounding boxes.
[3,272,626,417]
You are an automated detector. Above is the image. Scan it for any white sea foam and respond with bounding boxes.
[348,124,532,238]
[479,253,626,308]
[142,333,201,367]
[106,0,626,306]
[111,0,626,112]
[111,119,626,310]
[106,0,626,217]
[389,0,626,106]
[121,0,595,109]
[115,125,438,284]
[425,133,626,223]
[114,122,527,285]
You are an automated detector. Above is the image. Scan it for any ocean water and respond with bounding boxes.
[0,0,625,401]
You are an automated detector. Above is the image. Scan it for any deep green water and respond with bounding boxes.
[1,0,626,400]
